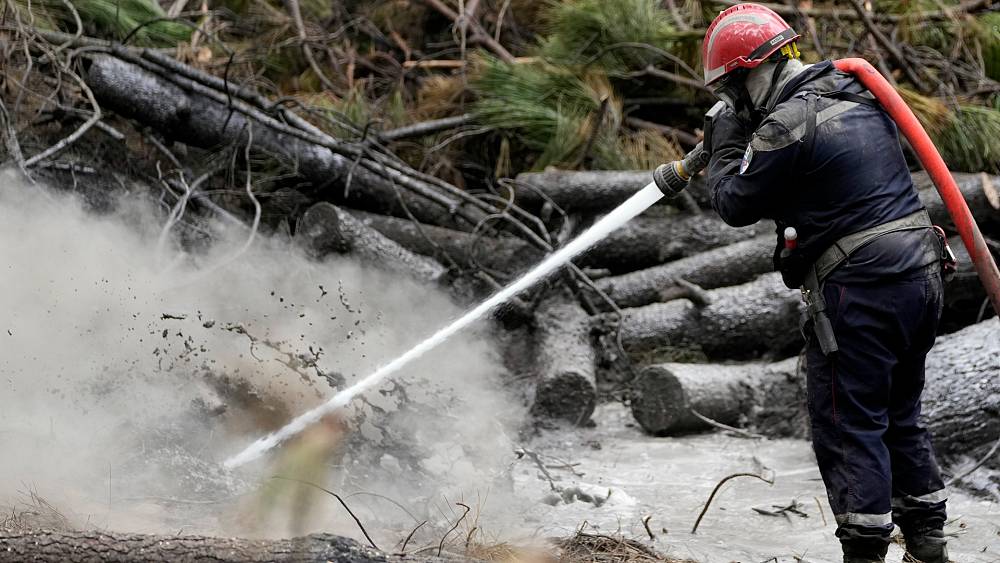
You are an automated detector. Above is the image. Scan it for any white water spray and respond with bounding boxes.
[224,183,664,468]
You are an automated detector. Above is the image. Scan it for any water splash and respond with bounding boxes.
[224,183,664,469]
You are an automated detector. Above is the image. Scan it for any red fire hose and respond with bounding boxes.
[833,58,1000,318]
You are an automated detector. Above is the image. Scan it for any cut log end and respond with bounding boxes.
[629,365,686,435]
[532,371,597,424]
[297,201,346,258]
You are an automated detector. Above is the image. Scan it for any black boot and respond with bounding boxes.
[842,542,887,563]
[903,529,949,563]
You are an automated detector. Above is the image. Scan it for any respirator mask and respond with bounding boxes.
[710,56,791,128]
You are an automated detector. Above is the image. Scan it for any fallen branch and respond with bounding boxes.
[84,54,485,229]
[419,0,515,63]
[379,114,476,142]
[691,472,774,533]
[625,116,700,148]
[270,476,379,550]
[295,202,448,283]
[845,0,930,92]
[437,502,471,556]
[946,433,1000,486]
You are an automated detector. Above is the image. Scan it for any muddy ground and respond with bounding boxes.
[511,404,1000,562]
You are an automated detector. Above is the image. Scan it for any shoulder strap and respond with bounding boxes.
[796,87,878,158]
[817,90,880,107]
[802,93,819,159]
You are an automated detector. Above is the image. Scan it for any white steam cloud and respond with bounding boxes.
[0,168,525,540]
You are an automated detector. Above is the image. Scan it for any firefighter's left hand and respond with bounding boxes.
[710,107,751,159]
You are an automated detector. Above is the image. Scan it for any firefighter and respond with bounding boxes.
[699,4,950,562]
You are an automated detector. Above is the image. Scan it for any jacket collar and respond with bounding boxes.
[771,60,837,107]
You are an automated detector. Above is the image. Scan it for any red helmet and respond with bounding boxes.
[702,4,800,86]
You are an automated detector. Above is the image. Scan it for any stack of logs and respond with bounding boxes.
[79,50,1000,463]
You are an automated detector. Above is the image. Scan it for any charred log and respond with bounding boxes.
[348,210,542,276]
[631,319,1000,462]
[922,319,1000,460]
[601,272,803,361]
[593,234,774,309]
[0,529,451,563]
[917,172,1000,235]
[579,213,771,273]
[630,357,805,437]
[512,170,711,213]
[84,55,479,229]
[531,293,597,424]
[295,202,447,283]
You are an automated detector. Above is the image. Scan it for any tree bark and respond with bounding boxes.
[593,234,774,309]
[630,357,805,437]
[921,318,1000,459]
[579,213,771,273]
[630,318,1000,461]
[511,170,711,212]
[295,203,447,284]
[531,293,597,424]
[918,172,1000,236]
[85,55,478,229]
[347,210,542,277]
[600,272,803,361]
[0,529,453,563]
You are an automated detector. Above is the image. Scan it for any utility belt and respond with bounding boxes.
[795,209,955,355]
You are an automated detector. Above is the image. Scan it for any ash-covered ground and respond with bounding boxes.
[511,404,1000,563]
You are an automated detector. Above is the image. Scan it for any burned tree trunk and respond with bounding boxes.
[513,170,652,212]
[922,319,1000,459]
[918,172,1000,235]
[531,293,597,424]
[512,170,712,212]
[603,272,803,361]
[630,357,805,437]
[0,529,446,563]
[594,234,774,309]
[631,319,999,459]
[85,55,481,229]
[348,210,542,276]
[296,203,447,283]
[579,213,771,273]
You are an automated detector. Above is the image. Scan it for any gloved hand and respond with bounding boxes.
[707,107,751,183]
[710,108,751,161]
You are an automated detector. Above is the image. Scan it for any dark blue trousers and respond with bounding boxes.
[805,270,948,557]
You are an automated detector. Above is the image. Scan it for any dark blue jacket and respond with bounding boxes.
[708,61,933,286]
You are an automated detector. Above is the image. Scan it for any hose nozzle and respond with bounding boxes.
[654,142,710,198]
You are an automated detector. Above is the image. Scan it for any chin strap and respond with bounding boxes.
[758,57,790,116]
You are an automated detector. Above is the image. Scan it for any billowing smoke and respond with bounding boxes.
[0,168,526,542]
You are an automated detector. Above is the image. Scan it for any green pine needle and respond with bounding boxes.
[471,57,615,170]
[15,0,191,45]
[538,0,681,70]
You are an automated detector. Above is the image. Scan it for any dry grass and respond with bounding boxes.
[0,489,72,532]
[554,531,697,563]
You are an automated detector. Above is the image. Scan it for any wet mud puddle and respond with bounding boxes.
[512,404,1000,563]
